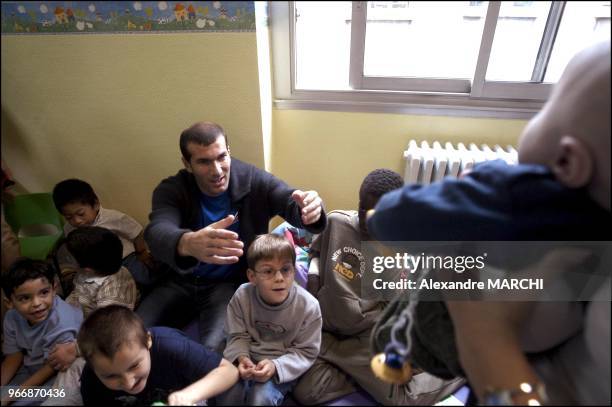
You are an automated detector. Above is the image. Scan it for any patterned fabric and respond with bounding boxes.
[65,266,139,318]
[64,207,142,259]
[271,221,314,288]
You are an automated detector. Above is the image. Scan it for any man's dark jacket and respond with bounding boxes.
[144,158,327,281]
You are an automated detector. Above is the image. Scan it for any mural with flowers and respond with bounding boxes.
[1,1,254,34]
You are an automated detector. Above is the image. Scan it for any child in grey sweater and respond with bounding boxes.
[218,234,322,406]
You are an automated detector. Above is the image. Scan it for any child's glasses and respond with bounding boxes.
[255,264,295,280]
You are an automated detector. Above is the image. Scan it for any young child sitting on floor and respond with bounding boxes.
[65,226,140,317]
[78,305,238,406]
[43,226,140,406]
[1,259,83,405]
[218,234,322,406]
[293,168,464,406]
[52,178,157,292]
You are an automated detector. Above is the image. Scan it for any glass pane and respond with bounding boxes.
[545,1,611,83]
[486,1,552,82]
[363,1,488,79]
[294,1,352,90]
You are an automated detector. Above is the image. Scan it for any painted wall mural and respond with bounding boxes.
[1,1,255,34]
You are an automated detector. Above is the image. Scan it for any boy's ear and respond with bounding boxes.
[146,332,153,350]
[247,268,256,283]
[3,294,13,310]
[551,136,593,188]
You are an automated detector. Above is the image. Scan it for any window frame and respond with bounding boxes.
[269,1,572,119]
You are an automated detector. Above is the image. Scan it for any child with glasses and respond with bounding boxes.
[217,234,322,406]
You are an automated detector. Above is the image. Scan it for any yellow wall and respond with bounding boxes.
[1,33,263,225]
[271,109,527,212]
[2,32,530,227]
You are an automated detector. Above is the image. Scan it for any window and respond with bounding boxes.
[269,1,611,118]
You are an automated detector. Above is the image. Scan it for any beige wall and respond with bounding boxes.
[1,33,263,225]
[271,109,527,213]
[2,32,529,228]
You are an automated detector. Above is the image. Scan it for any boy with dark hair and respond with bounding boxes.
[294,169,463,405]
[218,234,322,406]
[78,305,238,406]
[1,258,83,405]
[43,226,139,406]
[52,178,156,291]
[51,178,98,211]
[65,226,139,318]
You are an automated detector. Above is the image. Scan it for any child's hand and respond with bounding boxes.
[306,274,320,297]
[167,389,197,406]
[138,250,156,270]
[48,342,77,371]
[237,356,255,380]
[252,359,276,383]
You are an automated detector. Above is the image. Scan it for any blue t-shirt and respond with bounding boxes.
[80,327,223,406]
[193,191,241,280]
[2,295,83,368]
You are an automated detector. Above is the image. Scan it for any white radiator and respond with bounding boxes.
[403,140,518,184]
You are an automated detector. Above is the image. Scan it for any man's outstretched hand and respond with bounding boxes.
[177,215,244,264]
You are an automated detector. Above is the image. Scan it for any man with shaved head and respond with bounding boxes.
[368,41,611,404]
[448,41,611,405]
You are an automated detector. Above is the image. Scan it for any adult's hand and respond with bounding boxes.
[447,301,541,404]
[177,215,244,264]
[444,246,592,404]
[292,190,323,225]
